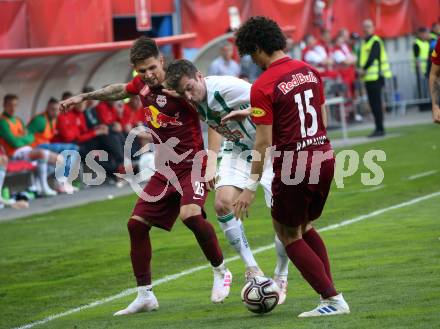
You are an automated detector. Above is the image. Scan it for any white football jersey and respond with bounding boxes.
[196,75,256,153]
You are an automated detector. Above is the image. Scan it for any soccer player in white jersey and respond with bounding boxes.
[166,59,289,303]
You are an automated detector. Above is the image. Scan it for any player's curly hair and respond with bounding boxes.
[130,36,160,65]
[165,59,198,92]
[235,16,286,56]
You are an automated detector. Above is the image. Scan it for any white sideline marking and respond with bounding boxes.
[408,170,438,180]
[360,185,385,192]
[13,191,440,329]
[332,185,385,195]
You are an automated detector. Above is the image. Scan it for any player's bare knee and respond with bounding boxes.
[128,215,151,228]
[214,195,233,216]
[273,220,302,246]
[180,204,201,221]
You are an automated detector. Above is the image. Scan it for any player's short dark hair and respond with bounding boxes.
[130,36,160,65]
[82,86,94,93]
[3,94,18,105]
[61,91,73,100]
[165,59,198,92]
[235,16,286,56]
[47,97,59,105]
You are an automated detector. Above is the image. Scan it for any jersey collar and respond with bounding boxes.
[268,56,291,69]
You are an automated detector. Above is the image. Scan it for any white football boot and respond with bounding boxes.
[245,266,264,282]
[114,285,159,316]
[274,276,288,305]
[55,177,79,194]
[298,293,350,317]
[41,186,58,197]
[211,262,232,303]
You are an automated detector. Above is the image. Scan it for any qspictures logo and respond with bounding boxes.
[54,127,387,202]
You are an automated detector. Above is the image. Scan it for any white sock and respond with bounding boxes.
[37,160,51,191]
[137,285,153,299]
[37,150,52,192]
[218,213,258,268]
[0,167,5,207]
[0,166,5,194]
[212,260,227,273]
[274,235,289,279]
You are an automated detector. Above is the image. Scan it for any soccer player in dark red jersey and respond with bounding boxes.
[60,36,231,315]
[233,16,350,317]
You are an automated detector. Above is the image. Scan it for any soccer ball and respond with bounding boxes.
[241,276,280,314]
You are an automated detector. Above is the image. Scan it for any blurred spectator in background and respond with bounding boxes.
[118,95,144,134]
[358,19,392,137]
[55,94,127,183]
[0,147,29,209]
[0,94,59,196]
[95,97,125,168]
[302,34,334,76]
[332,34,356,95]
[54,99,121,181]
[349,32,361,58]
[413,27,430,77]
[332,34,361,122]
[96,98,123,134]
[81,86,100,129]
[338,28,350,44]
[239,55,262,82]
[27,97,79,193]
[285,36,296,58]
[413,27,431,110]
[320,29,333,54]
[208,41,241,77]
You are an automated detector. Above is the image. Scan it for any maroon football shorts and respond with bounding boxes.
[271,150,335,228]
[131,167,208,231]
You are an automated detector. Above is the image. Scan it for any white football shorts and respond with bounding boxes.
[215,150,274,208]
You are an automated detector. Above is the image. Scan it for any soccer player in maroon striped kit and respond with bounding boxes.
[60,36,231,315]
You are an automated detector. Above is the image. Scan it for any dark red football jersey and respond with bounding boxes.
[250,57,331,168]
[126,76,205,169]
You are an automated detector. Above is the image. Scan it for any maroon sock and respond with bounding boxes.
[285,239,337,298]
[183,215,223,267]
[303,228,333,283]
[127,219,152,286]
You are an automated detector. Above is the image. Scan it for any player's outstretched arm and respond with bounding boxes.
[321,104,328,128]
[233,124,272,220]
[59,83,129,112]
[206,127,223,191]
[220,107,252,124]
[429,63,440,124]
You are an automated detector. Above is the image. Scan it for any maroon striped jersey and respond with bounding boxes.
[126,76,205,170]
[250,57,332,170]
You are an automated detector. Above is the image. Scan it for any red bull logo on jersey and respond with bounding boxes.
[144,105,183,128]
[277,71,318,95]
[156,95,167,108]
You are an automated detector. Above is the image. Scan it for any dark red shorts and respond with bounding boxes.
[131,168,208,231]
[271,151,335,228]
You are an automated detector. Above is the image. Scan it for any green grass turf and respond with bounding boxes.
[0,123,439,329]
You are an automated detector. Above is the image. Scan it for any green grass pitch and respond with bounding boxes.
[1,123,439,329]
